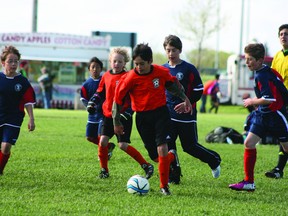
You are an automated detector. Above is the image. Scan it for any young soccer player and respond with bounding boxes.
[162,35,221,184]
[265,24,288,179]
[112,43,192,195]
[80,57,115,160]
[89,48,154,179]
[0,45,36,175]
[229,43,288,192]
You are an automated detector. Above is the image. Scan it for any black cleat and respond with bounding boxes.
[265,167,283,179]
[142,163,154,179]
[160,186,171,195]
[99,168,109,179]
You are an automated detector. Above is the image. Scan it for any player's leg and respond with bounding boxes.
[179,121,221,178]
[117,117,154,180]
[0,126,19,175]
[229,131,260,191]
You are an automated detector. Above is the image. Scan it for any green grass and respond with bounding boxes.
[0,107,286,216]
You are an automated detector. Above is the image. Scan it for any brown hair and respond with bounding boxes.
[1,45,21,62]
[244,43,265,60]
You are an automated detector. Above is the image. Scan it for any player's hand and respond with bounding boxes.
[120,112,132,121]
[28,118,35,131]
[174,100,193,114]
[87,101,96,114]
[114,125,124,135]
[243,98,252,108]
[90,93,101,104]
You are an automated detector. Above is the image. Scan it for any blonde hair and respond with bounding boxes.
[109,47,130,63]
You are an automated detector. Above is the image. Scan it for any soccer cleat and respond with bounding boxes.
[229,180,255,192]
[142,163,154,179]
[265,167,283,179]
[168,149,182,184]
[212,165,221,178]
[160,186,171,195]
[99,168,109,179]
[108,143,116,160]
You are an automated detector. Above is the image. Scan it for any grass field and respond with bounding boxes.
[0,106,287,216]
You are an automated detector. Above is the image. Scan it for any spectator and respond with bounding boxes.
[19,60,29,78]
[37,66,55,109]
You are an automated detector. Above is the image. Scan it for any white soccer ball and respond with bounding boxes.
[127,175,150,195]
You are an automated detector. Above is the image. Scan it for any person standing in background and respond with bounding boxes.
[19,60,29,78]
[265,24,288,179]
[37,66,54,109]
[200,74,219,113]
[0,45,36,175]
[208,74,221,114]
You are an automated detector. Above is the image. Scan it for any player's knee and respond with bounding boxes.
[87,137,99,145]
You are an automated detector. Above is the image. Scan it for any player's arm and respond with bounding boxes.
[86,91,105,114]
[25,103,35,132]
[166,80,192,113]
[112,102,124,135]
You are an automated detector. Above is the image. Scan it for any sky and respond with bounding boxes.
[1,0,287,58]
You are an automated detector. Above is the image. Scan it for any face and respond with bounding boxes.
[133,56,151,74]
[110,53,125,73]
[279,28,288,49]
[244,53,263,71]
[89,62,101,79]
[2,53,19,73]
[165,44,181,64]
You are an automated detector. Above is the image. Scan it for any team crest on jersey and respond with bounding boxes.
[152,78,160,88]
[15,84,22,92]
[176,72,184,81]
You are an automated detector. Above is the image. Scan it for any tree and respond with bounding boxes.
[177,0,224,70]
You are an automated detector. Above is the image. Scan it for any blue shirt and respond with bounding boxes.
[254,65,287,114]
[80,76,103,123]
[163,60,204,122]
[0,72,36,127]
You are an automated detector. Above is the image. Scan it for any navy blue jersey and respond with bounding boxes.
[163,60,204,122]
[80,76,103,123]
[254,65,287,114]
[0,72,36,127]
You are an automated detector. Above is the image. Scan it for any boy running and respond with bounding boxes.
[229,43,288,192]
[113,43,192,195]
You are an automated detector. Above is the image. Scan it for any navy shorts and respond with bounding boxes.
[86,121,102,138]
[250,110,288,142]
[0,125,21,145]
[101,116,132,143]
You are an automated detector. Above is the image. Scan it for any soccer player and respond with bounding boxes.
[0,45,36,175]
[265,24,288,179]
[80,57,115,160]
[89,48,154,179]
[229,43,288,192]
[112,43,192,195]
[162,35,221,184]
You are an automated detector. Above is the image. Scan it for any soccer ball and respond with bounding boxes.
[127,175,150,195]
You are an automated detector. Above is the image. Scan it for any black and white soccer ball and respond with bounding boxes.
[127,175,150,195]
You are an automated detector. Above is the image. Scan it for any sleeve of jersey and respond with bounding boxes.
[23,86,36,105]
[114,76,131,106]
[256,75,275,101]
[189,71,204,103]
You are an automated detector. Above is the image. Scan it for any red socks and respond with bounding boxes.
[158,155,170,188]
[0,152,10,174]
[125,145,148,165]
[244,148,257,182]
[98,145,108,171]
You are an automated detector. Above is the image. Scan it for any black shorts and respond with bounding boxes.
[135,106,171,160]
[100,116,132,143]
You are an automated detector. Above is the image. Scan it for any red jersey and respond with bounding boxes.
[97,70,128,118]
[115,65,177,112]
